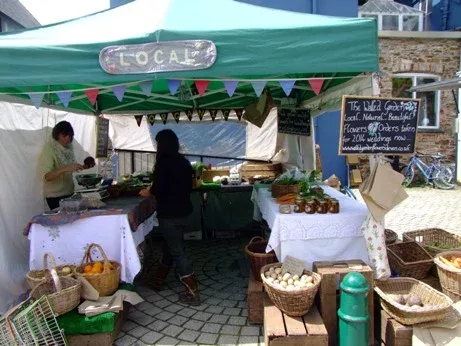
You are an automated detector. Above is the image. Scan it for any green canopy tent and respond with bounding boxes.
[0,0,378,115]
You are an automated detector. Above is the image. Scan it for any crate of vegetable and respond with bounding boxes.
[434,251,461,302]
[402,228,461,257]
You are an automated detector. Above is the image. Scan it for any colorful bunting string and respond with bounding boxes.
[185,109,194,121]
[28,93,45,109]
[279,80,296,96]
[209,109,218,121]
[135,114,144,127]
[222,109,230,121]
[308,78,324,95]
[167,80,182,95]
[139,81,153,96]
[160,113,168,124]
[251,80,267,97]
[197,109,205,121]
[112,85,126,102]
[172,111,181,123]
[235,108,243,121]
[56,91,72,108]
[195,80,210,96]
[147,114,156,125]
[223,80,238,97]
[85,89,99,105]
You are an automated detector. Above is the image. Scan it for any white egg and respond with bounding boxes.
[274,280,280,284]
[306,282,314,288]
[275,268,282,275]
[301,274,309,281]
[277,274,283,281]
[305,276,313,284]
[282,273,291,281]
[287,278,294,285]
[269,267,275,273]
[270,273,277,280]
[292,275,299,281]
[280,281,287,288]
[293,280,300,287]
[287,284,295,290]
[298,282,306,288]
[265,271,271,278]
[267,277,274,284]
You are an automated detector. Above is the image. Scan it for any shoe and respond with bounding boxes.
[179,273,200,306]
[147,262,171,291]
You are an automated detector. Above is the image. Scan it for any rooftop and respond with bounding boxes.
[360,0,423,14]
[0,0,40,28]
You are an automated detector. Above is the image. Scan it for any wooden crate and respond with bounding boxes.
[380,310,412,346]
[312,260,374,346]
[264,296,328,346]
[240,163,282,181]
[248,278,265,324]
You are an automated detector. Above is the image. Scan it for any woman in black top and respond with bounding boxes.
[140,129,199,305]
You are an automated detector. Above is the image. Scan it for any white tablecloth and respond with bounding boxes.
[28,213,157,283]
[252,185,370,269]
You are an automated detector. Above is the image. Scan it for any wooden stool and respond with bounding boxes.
[264,296,328,345]
[247,278,266,324]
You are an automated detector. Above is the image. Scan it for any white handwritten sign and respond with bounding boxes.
[278,109,311,137]
[281,255,306,277]
[96,117,109,158]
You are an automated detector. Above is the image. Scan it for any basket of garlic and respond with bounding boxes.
[260,262,322,317]
[26,252,75,290]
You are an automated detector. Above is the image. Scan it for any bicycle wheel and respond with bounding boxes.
[434,166,455,190]
[400,165,414,187]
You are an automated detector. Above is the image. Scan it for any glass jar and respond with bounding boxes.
[329,199,340,213]
[305,199,315,214]
[317,200,328,214]
[294,195,305,213]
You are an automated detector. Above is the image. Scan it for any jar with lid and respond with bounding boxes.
[329,199,340,213]
[317,200,328,214]
[294,195,305,213]
[304,199,315,214]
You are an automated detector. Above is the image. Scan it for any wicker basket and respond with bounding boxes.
[403,228,461,257]
[29,255,81,316]
[434,251,461,302]
[385,229,398,245]
[375,278,452,325]
[387,241,433,279]
[74,243,121,296]
[245,237,277,282]
[271,183,301,198]
[26,253,75,290]
[260,262,321,317]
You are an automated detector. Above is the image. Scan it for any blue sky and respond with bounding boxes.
[20,0,110,25]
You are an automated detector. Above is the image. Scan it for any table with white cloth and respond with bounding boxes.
[26,197,157,283]
[252,184,370,270]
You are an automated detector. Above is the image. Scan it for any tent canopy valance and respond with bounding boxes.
[0,0,378,114]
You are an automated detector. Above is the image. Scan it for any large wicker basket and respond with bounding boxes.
[375,278,452,325]
[26,253,75,290]
[245,237,277,282]
[74,243,121,296]
[385,229,398,245]
[29,255,81,316]
[271,183,301,198]
[260,262,321,317]
[387,241,433,279]
[434,251,461,302]
[403,228,461,257]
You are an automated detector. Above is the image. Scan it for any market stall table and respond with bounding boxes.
[25,197,157,283]
[252,185,369,269]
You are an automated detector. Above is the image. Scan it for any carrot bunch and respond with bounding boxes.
[276,193,297,205]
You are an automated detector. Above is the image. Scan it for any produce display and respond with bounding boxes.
[34,266,73,279]
[392,294,424,308]
[262,265,315,290]
[439,255,461,269]
[82,261,113,275]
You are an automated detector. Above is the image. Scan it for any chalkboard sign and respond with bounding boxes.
[278,109,311,137]
[339,96,420,155]
[96,117,109,158]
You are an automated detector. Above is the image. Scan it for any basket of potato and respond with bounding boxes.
[260,262,322,317]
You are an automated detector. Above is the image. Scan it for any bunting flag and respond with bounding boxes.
[134,114,144,127]
[308,78,325,95]
[85,89,99,105]
[112,85,126,102]
[197,109,205,121]
[185,109,194,121]
[209,109,218,121]
[235,108,243,121]
[160,113,168,124]
[195,80,210,96]
[56,91,72,108]
[147,114,156,126]
[251,80,267,97]
[139,80,153,96]
[223,80,238,97]
[279,80,296,96]
[172,111,181,123]
[28,93,45,109]
[167,80,182,95]
[222,109,230,121]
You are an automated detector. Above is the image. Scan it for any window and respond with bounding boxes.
[392,74,441,129]
[359,12,423,31]
[403,15,420,31]
[382,15,398,30]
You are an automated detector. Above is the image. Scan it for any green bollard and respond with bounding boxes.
[338,272,369,346]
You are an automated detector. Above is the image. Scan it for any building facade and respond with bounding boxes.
[0,0,40,32]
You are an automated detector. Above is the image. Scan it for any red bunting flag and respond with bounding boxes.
[160,113,168,124]
[195,80,210,96]
[235,108,243,121]
[185,109,194,121]
[197,109,205,121]
[308,79,324,95]
[147,114,156,126]
[85,89,99,105]
[209,109,218,121]
[134,115,144,127]
[173,112,181,123]
[222,109,230,121]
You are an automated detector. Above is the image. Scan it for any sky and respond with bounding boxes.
[19,0,111,25]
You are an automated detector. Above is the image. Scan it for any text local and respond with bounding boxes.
[118,48,194,66]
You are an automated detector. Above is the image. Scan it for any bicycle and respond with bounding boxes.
[400,152,455,190]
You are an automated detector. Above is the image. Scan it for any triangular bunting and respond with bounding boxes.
[147,114,156,126]
[167,80,182,95]
[195,80,210,96]
[85,89,99,105]
[139,81,153,96]
[160,113,169,124]
[134,115,144,127]
[28,93,45,109]
[172,111,181,123]
[112,85,126,102]
[308,78,325,95]
[222,109,230,121]
[185,109,194,121]
[209,109,218,121]
[56,91,72,108]
[279,80,296,96]
[197,109,205,121]
[235,108,243,121]
[223,80,238,97]
[251,80,267,97]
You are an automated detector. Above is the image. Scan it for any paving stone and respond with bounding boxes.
[220,325,241,335]
[237,301,247,309]
[163,324,185,338]
[115,334,137,346]
[147,319,168,332]
[201,323,221,334]
[156,336,180,346]
[156,310,175,321]
[140,331,163,344]
[121,320,139,332]
[168,315,189,326]
[241,326,261,336]
[116,331,126,340]
[160,289,177,297]
[183,319,205,331]
[208,314,229,324]
[133,312,155,326]
[204,297,222,305]
[171,285,185,293]
[214,292,231,299]
[192,311,212,322]
[204,305,224,314]
[230,293,247,301]
[155,299,172,308]
[143,305,164,316]
[223,307,241,316]
[133,341,149,346]
[146,294,165,303]
[241,309,249,317]
[191,303,208,311]
[136,301,155,312]
[178,307,196,318]
[127,326,150,338]
[239,336,259,345]
[196,332,218,345]
[218,334,239,345]
[177,329,200,343]
[220,300,237,308]
[228,316,247,326]
[165,304,184,313]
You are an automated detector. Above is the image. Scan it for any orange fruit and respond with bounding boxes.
[84,264,92,273]
[93,261,103,268]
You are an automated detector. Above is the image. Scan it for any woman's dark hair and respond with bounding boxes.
[155,129,179,156]
[52,121,74,141]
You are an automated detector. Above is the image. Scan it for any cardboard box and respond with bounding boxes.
[346,155,360,165]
